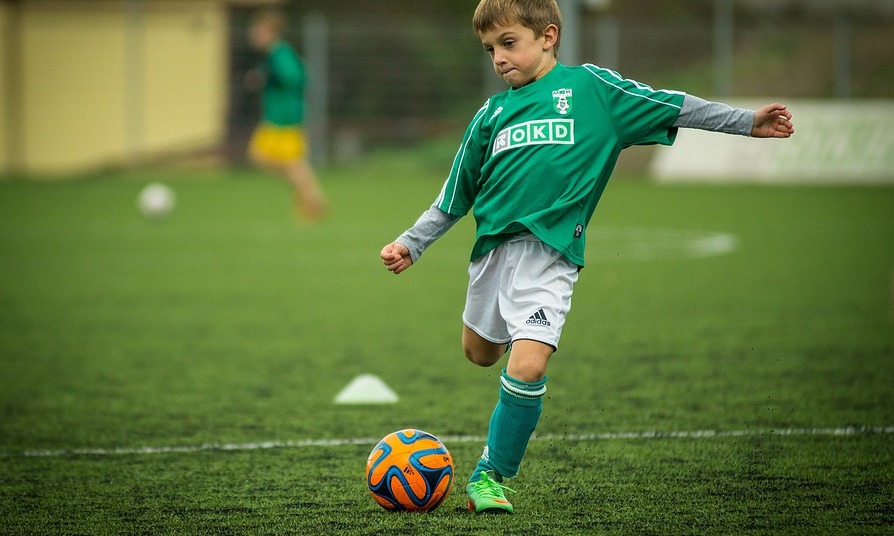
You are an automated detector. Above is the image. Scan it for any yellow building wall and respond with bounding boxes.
[8,1,229,175]
[20,3,129,173]
[0,3,11,171]
[142,4,228,154]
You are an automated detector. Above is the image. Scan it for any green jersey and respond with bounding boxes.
[261,40,306,126]
[436,63,685,266]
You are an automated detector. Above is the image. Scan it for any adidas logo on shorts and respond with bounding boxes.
[526,309,551,327]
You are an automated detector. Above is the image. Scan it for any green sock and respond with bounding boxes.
[470,369,546,483]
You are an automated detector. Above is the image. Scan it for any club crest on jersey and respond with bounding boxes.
[552,88,573,115]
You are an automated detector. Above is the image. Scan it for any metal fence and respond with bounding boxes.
[225,1,894,165]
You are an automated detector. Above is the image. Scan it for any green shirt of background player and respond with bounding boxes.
[247,9,327,222]
[261,39,305,127]
[381,0,794,515]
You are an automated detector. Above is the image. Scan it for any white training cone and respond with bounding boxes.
[334,374,399,405]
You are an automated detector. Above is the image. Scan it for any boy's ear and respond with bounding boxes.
[542,24,559,51]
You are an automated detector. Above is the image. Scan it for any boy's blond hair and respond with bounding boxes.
[473,0,563,55]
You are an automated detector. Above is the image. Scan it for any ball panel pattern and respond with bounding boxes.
[366,429,454,512]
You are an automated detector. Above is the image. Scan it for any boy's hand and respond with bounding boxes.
[752,103,794,138]
[381,242,413,275]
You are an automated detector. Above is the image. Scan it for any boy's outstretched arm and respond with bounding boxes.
[673,96,794,139]
[381,242,413,275]
[751,103,794,138]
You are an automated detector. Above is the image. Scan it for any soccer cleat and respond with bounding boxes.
[466,471,516,514]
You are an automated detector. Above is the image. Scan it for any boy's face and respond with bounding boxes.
[479,23,558,89]
[249,21,276,51]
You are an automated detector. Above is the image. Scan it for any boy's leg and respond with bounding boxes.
[505,339,552,383]
[462,325,507,367]
[248,125,327,221]
[470,339,552,483]
[463,238,576,512]
[467,340,552,513]
[284,158,328,221]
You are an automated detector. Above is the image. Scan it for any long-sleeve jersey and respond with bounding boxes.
[261,40,306,126]
[397,63,754,267]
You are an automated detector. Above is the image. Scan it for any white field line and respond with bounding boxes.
[11,426,893,459]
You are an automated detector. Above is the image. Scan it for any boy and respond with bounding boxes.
[247,9,327,222]
[380,0,793,514]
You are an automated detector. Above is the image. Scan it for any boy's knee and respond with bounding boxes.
[461,325,507,367]
[505,340,554,383]
[464,345,503,368]
[506,359,548,383]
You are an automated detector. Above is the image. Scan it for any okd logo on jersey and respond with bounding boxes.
[492,119,575,156]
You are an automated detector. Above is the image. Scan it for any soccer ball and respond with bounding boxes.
[366,429,454,512]
[137,183,175,219]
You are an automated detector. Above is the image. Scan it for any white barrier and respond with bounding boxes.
[651,100,894,184]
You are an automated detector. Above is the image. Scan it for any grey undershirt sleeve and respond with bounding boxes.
[395,203,459,263]
[673,94,755,136]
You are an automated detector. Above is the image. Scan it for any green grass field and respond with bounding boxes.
[1,145,893,535]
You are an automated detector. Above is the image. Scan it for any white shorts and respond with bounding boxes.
[462,235,579,350]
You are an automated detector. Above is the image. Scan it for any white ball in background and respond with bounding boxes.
[137,183,176,219]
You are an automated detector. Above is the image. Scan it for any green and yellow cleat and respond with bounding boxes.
[466,471,516,514]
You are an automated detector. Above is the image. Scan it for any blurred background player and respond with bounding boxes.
[247,9,327,222]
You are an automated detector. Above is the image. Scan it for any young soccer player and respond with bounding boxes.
[381,0,793,514]
[247,9,327,222]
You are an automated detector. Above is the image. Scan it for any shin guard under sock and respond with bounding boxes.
[470,369,546,482]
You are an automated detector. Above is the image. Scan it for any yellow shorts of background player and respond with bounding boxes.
[249,124,307,164]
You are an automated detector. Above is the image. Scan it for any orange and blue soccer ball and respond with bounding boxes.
[366,429,454,512]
